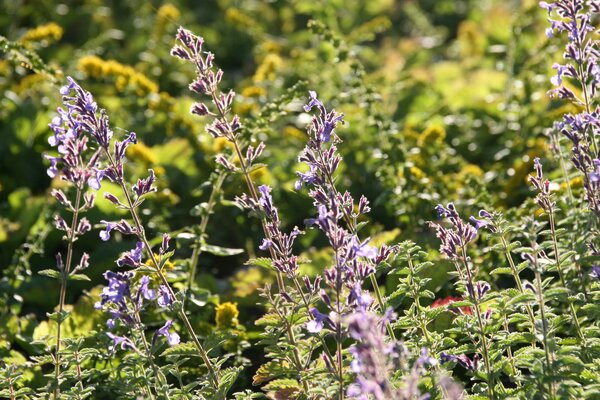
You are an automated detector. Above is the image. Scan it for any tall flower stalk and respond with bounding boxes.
[296,91,395,339]
[528,158,585,343]
[542,0,600,220]
[431,203,496,399]
[54,77,219,389]
[45,93,98,398]
[170,27,310,392]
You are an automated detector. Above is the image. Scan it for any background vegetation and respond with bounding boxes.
[0,0,585,397]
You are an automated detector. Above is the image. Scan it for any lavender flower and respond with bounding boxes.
[156,285,172,307]
[171,27,241,141]
[303,91,345,143]
[429,203,478,260]
[116,241,144,268]
[106,332,137,352]
[154,320,180,346]
[542,1,600,218]
[99,219,137,241]
[591,265,600,279]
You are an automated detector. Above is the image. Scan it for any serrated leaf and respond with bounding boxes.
[253,361,292,385]
[160,341,198,357]
[263,378,300,391]
[245,257,274,270]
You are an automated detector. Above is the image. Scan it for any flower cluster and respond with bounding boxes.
[542,0,600,217]
[171,27,241,142]
[296,92,393,334]
[346,309,435,400]
[429,203,479,260]
[95,271,178,347]
[528,157,556,212]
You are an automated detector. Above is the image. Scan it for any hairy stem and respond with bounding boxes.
[104,150,219,389]
[460,248,495,400]
[531,248,555,399]
[52,187,82,400]
[547,211,585,343]
[187,171,227,292]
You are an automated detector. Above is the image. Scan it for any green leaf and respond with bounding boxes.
[39,269,61,279]
[68,273,91,281]
[201,244,244,256]
[491,267,513,275]
[47,310,70,324]
[245,257,274,270]
[160,342,198,357]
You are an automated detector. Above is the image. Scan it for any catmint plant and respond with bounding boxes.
[171,27,317,395]
[430,203,496,398]
[541,0,600,219]
[51,77,222,395]
[43,87,99,398]
[528,158,585,342]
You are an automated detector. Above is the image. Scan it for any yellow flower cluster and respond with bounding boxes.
[241,86,266,98]
[145,254,174,270]
[126,142,157,166]
[254,53,283,82]
[225,7,258,30]
[20,23,63,44]
[78,55,159,94]
[215,302,239,329]
[156,3,180,23]
[418,125,446,147]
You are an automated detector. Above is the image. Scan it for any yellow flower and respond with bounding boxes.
[78,55,158,94]
[212,137,234,153]
[409,166,425,180]
[225,8,257,30]
[241,86,266,98]
[283,126,305,140]
[20,23,63,44]
[418,125,446,147]
[157,3,180,22]
[126,142,157,166]
[145,253,174,270]
[254,54,283,82]
[215,302,239,329]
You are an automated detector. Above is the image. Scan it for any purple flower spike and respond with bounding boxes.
[132,169,157,197]
[106,332,137,352]
[591,265,600,279]
[117,241,144,268]
[99,220,116,241]
[156,320,180,346]
[156,285,172,307]
[306,308,329,333]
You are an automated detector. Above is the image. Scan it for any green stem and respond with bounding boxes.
[186,171,226,292]
[52,187,82,400]
[460,248,495,400]
[500,236,537,333]
[532,250,555,399]
[134,313,162,399]
[407,256,431,344]
[104,150,219,389]
[547,211,585,343]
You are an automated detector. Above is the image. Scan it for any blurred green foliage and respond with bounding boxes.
[0,0,566,392]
